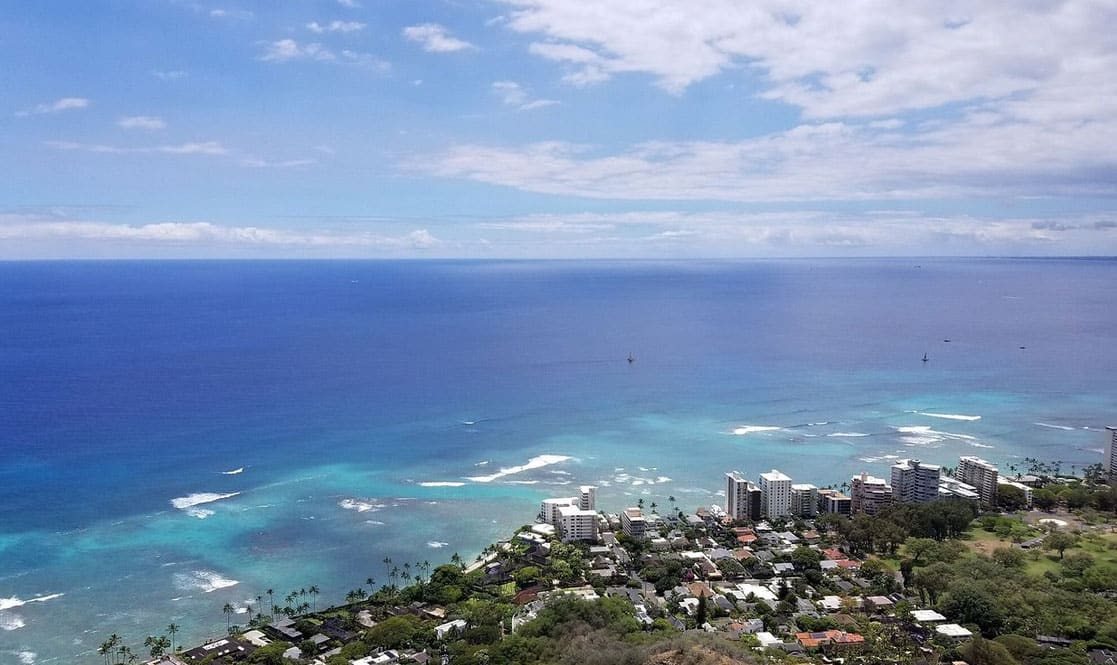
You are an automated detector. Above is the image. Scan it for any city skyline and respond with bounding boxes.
[3,1,1117,259]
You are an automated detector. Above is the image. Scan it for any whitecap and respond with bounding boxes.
[18,650,35,664]
[655,476,672,484]
[0,594,63,612]
[171,492,240,519]
[969,442,994,449]
[506,480,539,485]
[338,498,386,513]
[894,425,978,446]
[915,412,981,421]
[220,467,244,475]
[731,426,781,436]
[474,460,490,466]
[0,613,25,631]
[549,470,571,476]
[829,432,870,438]
[427,541,449,549]
[465,454,572,483]
[417,482,466,487]
[1034,422,1075,431]
[364,520,385,526]
[173,570,239,593]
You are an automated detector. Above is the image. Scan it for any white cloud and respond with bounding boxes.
[258,39,335,63]
[46,140,228,156]
[117,116,167,131]
[499,0,1117,119]
[337,0,360,7]
[307,20,365,34]
[411,101,1117,203]
[210,8,253,19]
[241,157,317,168]
[491,81,558,111]
[0,219,441,251]
[402,23,476,52]
[16,97,89,117]
[152,70,187,80]
[257,39,388,71]
[467,209,1117,255]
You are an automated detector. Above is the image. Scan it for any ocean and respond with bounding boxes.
[1,258,1114,664]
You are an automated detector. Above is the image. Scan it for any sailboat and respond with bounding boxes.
[922,352,929,363]
[627,353,635,364]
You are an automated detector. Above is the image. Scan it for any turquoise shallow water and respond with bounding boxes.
[0,258,1114,664]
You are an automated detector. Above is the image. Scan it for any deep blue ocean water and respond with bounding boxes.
[1,258,1115,664]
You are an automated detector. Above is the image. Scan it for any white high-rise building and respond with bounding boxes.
[540,497,579,525]
[850,472,892,515]
[621,507,648,539]
[557,505,598,542]
[579,485,597,511]
[790,484,819,518]
[891,459,942,504]
[957,456,999,506]
[758,469,792,518]
[1105,426,1117,477]
[725,472,763,521]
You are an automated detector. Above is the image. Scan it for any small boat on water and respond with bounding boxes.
[627,353,635,364]
[922,352,929,362]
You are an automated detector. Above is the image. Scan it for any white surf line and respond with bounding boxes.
[465,454,572,483]
[915,411,981,421]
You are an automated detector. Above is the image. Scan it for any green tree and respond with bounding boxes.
[997,483,1028,511]
[166,624,179,653]
[959,635,1019,665]
[940,586,1004,636]
[1033,489,1058,511]
[991,546,1025,569]
[248,641,292,665]
[366,614,424,649]
[1044,532,1077,559]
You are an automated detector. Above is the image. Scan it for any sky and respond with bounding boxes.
[2,0,1116,258]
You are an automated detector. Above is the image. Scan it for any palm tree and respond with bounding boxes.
[365,576,375,591]
[98,640,112,665]
[382,556,392,581]
[144,635,170,658]
[309,585,320,611]
[266,588,274,615]
[223,602,234,631]
[166,624,179,654]
[637,498,645,510]
[451,552,463,570]
[650,501,658,514]
[105,634,122,664]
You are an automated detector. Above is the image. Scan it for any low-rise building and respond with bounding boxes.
[817,489,852,515]
[937,476,980,502]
